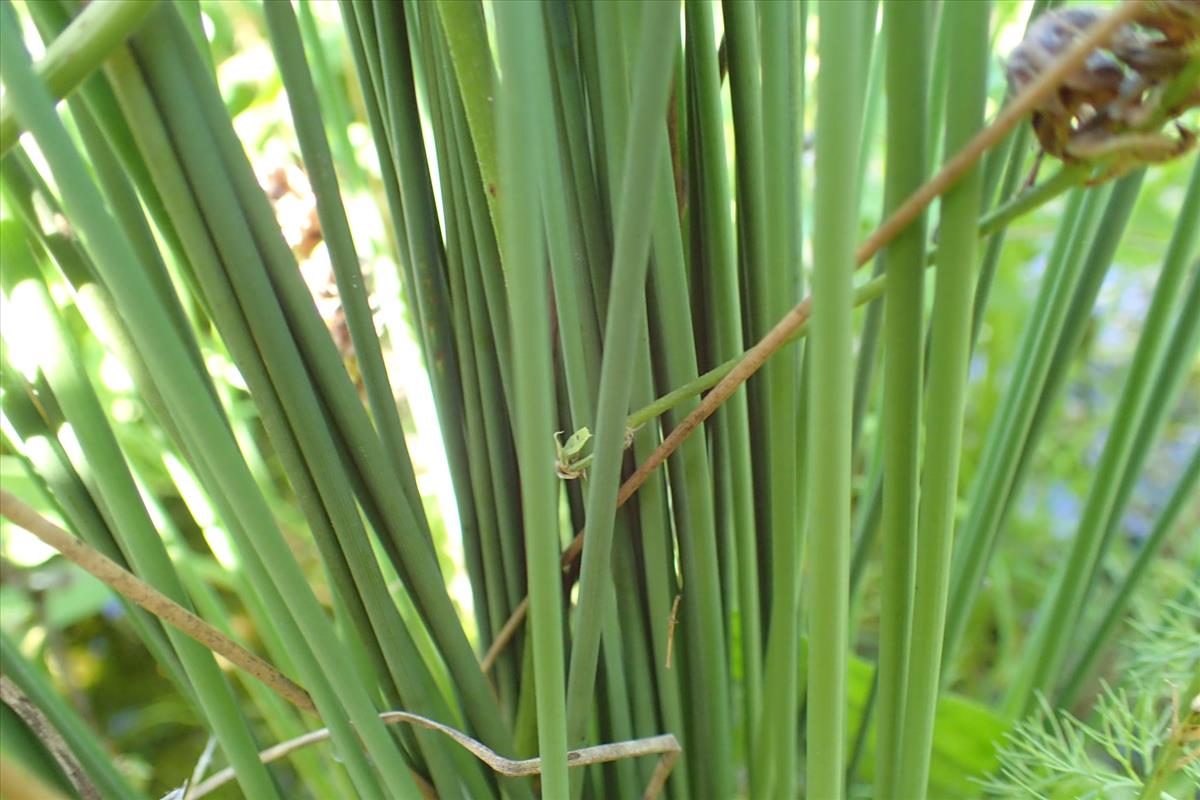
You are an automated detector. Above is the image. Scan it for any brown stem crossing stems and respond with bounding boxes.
[480,0,1147,675]
[0,490,317,715]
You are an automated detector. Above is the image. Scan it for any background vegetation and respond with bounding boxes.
[0,0,1196,798]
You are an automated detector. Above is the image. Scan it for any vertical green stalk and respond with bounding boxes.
[944,182,1107,669]
[337,0,416,294]
[494,3,569,797]
[605,3,736,794]
[423,9,521,713]
[1009,160,1200,715]
[563,0,678,761]
[578,9,693,754]
[423,10,513,651]
[153,8,518,771]
[436,0,499,242]
[550,2,614,326]
[296,0,366,194]
[808,3,864,798]
[565,4,693,790]
[685,0,762,768]
[875,4,931,794]
[755,2,799,796]
[1060,265,1200,705]
[852,2,883,207]
[894,3,990,797]
[522,5,664,786]
[722,4,772,619]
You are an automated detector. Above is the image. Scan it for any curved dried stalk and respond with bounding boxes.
[186,712,680,800]
[480,0,1148,675]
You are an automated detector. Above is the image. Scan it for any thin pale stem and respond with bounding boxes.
[188,713,680,800]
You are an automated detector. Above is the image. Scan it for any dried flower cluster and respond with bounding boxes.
[1007,1,1200,182]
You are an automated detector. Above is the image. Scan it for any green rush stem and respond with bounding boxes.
[261,7,497,795]
[720,6,771,654]
[685,0,762,764]
[755,2,801,794]
[144,0,433,730]
[580,11,691,760]
[495,3,570,796]
[894,2,990,797]
[607,0,735,790]
[875,4,931,794]
[261,0,424,569]
[160,8,522,775]
[436,0,499,244]
[560,1,616,322]
[296,0,367,194]
[514,4,653,783]
[100,48,390,785]
[369,0,474,559]
[562,1,679,780]
[971,127,1036,350]
[337,0,417,301]
[808,4,865,798]
[942,181,1105,676]
[422,7,517,705]
[996,178,1148,711]
[1008,158,1200,717]
[648,127,736,800]
[597,589,641,799]
[1059,263,1200,707]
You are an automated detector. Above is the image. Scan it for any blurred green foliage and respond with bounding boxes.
[0,0,1195,795]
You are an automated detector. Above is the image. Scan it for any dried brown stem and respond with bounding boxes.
[0,490,317,715]
[0,675,100,800]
